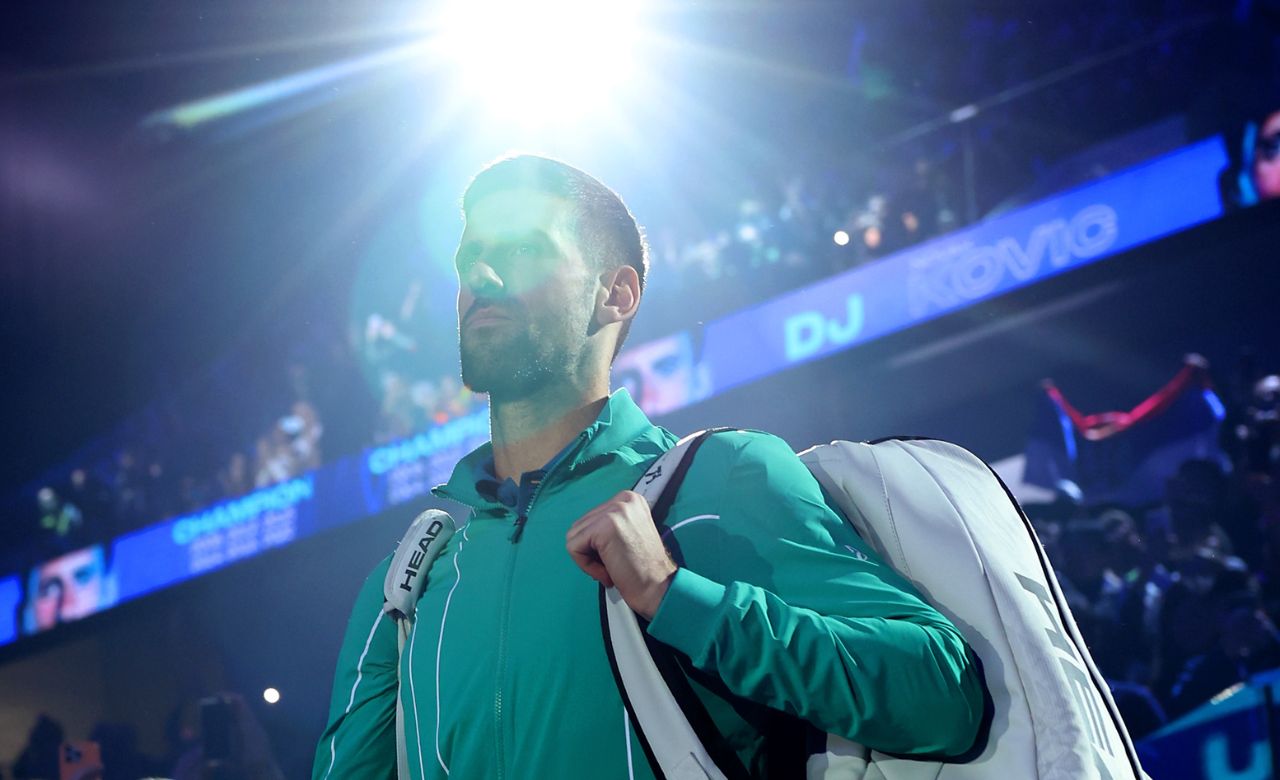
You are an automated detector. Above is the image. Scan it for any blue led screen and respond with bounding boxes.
[0,135,1231,648]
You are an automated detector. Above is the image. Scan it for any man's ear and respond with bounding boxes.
[597,265,640,325]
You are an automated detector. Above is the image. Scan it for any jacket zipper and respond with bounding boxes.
[493,434,581,778]
[494,524,517,780]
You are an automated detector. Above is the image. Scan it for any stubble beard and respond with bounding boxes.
[460,327,553,399]
[459,302,591,401]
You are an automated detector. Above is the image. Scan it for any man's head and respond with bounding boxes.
[613,331,709,416]
[24,545,112,633]
[1252,109,1280,202]
[455,155,648,399]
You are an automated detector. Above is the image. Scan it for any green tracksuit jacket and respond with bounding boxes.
[313,389,984,779]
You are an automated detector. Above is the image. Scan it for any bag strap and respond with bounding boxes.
[395,620,412,780]
[386,509,457,780]
[602,428,753,780]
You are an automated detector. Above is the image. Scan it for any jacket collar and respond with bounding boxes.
[431,387,672,511]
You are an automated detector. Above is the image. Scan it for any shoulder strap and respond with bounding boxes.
[386,508,457,780]
[384,509,456,620]
[602,429,752,780]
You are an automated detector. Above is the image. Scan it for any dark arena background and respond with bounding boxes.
[2,2,1280,778]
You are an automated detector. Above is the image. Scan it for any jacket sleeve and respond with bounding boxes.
[312,555,399,780]
[645,431,986,757]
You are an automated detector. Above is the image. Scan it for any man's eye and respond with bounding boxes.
[654,354,682,376]
[511,243,539,258]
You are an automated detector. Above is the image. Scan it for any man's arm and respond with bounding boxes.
[312,556,399,780]
[568,431,986,758]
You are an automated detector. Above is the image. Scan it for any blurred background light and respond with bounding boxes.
[833,229,850,246]
[263,687,280,704]
[434,0,644,127]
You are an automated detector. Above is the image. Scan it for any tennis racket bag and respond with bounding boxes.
[606,430,1149,780]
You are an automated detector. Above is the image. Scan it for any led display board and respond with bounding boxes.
[0,135,1232,648]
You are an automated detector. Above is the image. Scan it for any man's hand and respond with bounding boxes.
[566,490,678,620]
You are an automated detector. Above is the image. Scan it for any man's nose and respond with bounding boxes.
[463,260,505,297]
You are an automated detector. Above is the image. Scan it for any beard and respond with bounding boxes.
[459,296,592,399]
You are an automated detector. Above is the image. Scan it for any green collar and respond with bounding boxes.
[431,387,674,511]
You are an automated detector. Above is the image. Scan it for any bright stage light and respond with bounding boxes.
[263,687,281,704]
[435,0,643,125]
[833,230,850,246]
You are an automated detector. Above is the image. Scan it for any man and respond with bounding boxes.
[613,330,711,416]
[23,544,113,633]
[1251,108,1280,202]
[314,156,985,779]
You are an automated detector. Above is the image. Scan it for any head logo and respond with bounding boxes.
[1017,572,1121,778]
[399,519,445,592]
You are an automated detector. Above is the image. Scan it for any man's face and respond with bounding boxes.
[29,547,106,631]
[1253,110,1280,201]
[614,332,699,416]
[455,188,598,398]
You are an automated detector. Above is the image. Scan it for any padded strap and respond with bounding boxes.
[604,429,754,780]
[384,509,456,619]
[386,508,456,779]
[395,619,411,780]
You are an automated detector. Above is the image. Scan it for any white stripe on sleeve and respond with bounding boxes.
[323,608,385,780]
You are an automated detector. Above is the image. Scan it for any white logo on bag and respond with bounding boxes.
[1017,572,1118,778]
[844,545,873,563]
[399,519,445,592]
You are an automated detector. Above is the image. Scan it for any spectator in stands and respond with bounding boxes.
[1056,517,1140,680]
[144,459,175,521]
[66,467,109,526]
[852,194,890,258]
[1236,374,1280,476]
[171,693,285,780]
[1167,586,1280,718]
[90,721,164,780]
[253,432,292,488]
[1152,550,1255,706]
[218,451,251,499]
[11,714,63,780]
[36,485,82,542]
[110,448,145,526]
[409,377,441,426]
[374,370,417,443]
[1163,459,1239,561]
[283,400,324,472]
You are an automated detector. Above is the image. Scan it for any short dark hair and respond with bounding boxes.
[462,155,649,358]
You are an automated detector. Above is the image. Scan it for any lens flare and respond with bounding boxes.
[435,0,643,126]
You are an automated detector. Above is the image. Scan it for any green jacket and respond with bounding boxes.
[314,389,984,779]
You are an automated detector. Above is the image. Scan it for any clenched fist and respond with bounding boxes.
[566,490,678,620]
